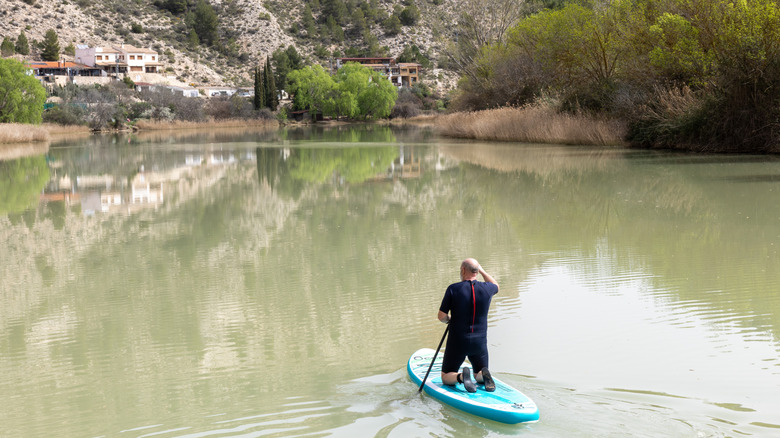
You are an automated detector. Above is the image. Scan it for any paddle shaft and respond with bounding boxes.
[418,324,449,393]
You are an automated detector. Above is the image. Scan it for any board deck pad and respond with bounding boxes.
[408,348,539,424]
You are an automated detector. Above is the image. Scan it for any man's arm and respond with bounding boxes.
[438,310,449,323]
[479,265,499,292]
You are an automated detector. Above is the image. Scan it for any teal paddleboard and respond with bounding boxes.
[408,348,539,424]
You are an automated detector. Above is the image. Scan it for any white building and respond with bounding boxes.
[75,44,161,75]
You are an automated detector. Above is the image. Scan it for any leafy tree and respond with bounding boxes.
[334,62,398,119]
[357,69,398,119]
[190,0,219,46]
[0,58,47,124]
[0,37,13,57]
[254,66,266,110]
[41,29,61,61]
[287,64,336,113]
[510,4,620,88]
[15,30,29,56]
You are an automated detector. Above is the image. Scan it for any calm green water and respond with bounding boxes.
[1,125,780,437]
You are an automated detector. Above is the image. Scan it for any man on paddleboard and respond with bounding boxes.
[438,258,499,393]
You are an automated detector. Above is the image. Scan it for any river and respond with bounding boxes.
[1,125,779,437]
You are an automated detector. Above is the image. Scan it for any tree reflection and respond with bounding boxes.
[0,156,49,215]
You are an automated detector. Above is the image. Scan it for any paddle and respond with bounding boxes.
[418,324,449,393]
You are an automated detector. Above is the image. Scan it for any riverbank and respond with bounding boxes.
[0,119,280,146]
[435,106,627,146]
[0,123,91,144]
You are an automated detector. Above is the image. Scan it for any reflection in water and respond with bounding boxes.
[0,155,50,215]
[1,127,780,437]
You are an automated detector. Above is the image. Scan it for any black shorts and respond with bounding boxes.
[441,332,489,374]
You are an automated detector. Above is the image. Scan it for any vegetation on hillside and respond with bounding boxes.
[453,0,780,153]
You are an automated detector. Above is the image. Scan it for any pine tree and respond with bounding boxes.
[41,29,60,61]
[253,66,265,110]
[15,30,29,56]
[190,0,219,46]
[264,57,277,111]
[0,37,13,57]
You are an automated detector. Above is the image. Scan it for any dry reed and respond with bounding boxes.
[43,123,91,136]
[436,105,627,146]
[0,123,50,144]
[388,114,440,126]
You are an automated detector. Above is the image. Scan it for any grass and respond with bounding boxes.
[435,105,627,146]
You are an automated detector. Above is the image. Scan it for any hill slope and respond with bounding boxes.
[0,0,459,90]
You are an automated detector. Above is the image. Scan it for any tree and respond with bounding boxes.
[0,37,13,57]
[264,57,278,110]
[398,44,431,68]
[190,0,219,46]
[0,58,48,124]
[302,5,317,38]
[15,30,29,56]
[41,29,61,61]
[287,64,336,114]
[321,0,349,25]
[446,0,527,80]
[272,46,303,92]
[325,16,345,42]
[399,4,420,26]
[357,70,398,119]
[157,0,187,14]
[334,63,398,119]
[383,15,401,35]
[253,66,266,110]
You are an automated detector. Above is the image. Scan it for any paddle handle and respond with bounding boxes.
[418,324,449,393]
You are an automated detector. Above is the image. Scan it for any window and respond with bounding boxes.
[96,55,103,60]
[130,55,135,60]
[152,56,156,61]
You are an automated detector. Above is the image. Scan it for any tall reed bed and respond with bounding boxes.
[0,123,50,144]
[436,106,627,146]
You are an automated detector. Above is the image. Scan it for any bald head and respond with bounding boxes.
[460,258,480,280]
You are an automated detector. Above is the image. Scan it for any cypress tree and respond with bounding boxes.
[253,65,265,110]
[264,57,277,110]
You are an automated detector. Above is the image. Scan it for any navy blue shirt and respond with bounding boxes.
[440,280,499,337]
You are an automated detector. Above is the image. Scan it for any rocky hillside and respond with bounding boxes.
[0,0,460,91]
